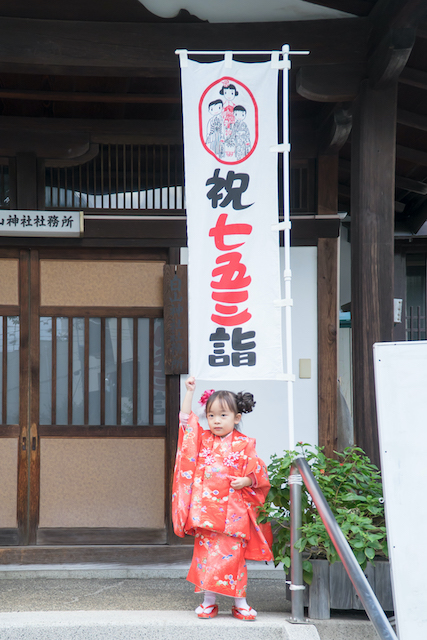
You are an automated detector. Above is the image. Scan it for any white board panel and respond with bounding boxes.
[373,341,427,640]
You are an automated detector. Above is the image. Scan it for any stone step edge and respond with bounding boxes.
[0,610,323,640]
[0,561,286,580]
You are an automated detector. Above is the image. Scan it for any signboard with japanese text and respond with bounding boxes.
[180,58,283,380]
[0,210,83,237]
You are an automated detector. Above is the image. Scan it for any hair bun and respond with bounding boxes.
[236,392,256,414]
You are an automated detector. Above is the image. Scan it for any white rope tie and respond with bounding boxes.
[286,581,306,591]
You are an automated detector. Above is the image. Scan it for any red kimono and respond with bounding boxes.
[172,411,273,597]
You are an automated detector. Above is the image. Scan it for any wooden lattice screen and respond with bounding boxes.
[45,144,185,212]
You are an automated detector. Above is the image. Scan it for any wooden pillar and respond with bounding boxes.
[351,79,396,466]
[15,153,45,209]
[317,154,339,457]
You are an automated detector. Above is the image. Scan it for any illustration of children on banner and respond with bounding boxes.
[227,106,251,161]
[200,77,258,164]
[206,99,225,158]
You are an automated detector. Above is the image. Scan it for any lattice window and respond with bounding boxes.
[278,160,315,215]
[39,316,165,426]
[45,144,184,212]
[406,253,426,341]
[0,316,20,424]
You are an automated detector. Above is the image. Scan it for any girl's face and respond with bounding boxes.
[207,398,241,437]
[224,88,235,100]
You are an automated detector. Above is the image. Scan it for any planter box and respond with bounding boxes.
[285,559,393,619]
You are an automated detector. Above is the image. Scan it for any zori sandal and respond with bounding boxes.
[232,605,257,621]
[197,604,219,619]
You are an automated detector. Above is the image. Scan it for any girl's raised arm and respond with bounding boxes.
[181,376,196,414]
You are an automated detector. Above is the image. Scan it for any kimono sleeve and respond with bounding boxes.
[243,439,271,501]
[242,438,274,561]
[171,411,203,537]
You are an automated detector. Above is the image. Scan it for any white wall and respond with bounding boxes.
[180,245,318,465]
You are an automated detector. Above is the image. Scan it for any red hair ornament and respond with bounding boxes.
[198,389,215,407]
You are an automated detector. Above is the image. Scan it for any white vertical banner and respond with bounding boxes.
[180,57,283,380]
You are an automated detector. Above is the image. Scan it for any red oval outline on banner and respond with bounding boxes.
[199,76,259,165]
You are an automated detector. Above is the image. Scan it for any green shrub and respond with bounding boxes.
[260,444,388,585]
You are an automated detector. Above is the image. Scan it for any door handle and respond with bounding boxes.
[32,437,37,451]
[22,437,26,451]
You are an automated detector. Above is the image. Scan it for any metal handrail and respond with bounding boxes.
[289,456,398,640]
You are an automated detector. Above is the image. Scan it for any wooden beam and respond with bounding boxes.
[0,17,371,76]
[369,0,427,32]
[368,28,415,88]
[16,153,39,210]
[296,64,365,102]
[341,157,427,194]
[351,79,396,467]
[302,0,372,17]
[317,105,352,154]
[317,156,339,458]
[396,144,427,166]
[399,66,427,90]
[163,265,188,375]
[0,116,183,156]
[340,156,425,202]
[0,114,318,158]
[46,144,100,168]
[318,155,339,215]
[396,176,427,195]
[397,109,427,131]
[0,89,180,104]
[338,180,406,213]
[317,237,339,457]
[367,1,424,89]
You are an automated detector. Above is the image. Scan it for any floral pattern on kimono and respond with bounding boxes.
[187,529,248,597]
[172,411,273,561]
[206,114,224,158]
[222,103,236,136]
[228,120,251,161]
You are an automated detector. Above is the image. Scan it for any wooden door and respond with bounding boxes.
[0,248,170,546]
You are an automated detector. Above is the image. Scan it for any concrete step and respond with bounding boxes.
[0,559,286,580]
[0,610,383,640]
[0,563,386,640]
[0,611,322,640]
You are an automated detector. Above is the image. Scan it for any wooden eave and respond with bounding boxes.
[0,2,426,233]
[0,16,371,76]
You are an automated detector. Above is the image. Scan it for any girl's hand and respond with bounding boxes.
[230,476,252,491]
[182,376,196,414]
[185,376,196,392]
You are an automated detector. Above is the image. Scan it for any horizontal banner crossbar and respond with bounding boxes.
[175,48,309,56]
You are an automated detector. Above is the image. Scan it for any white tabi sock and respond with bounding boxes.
[234,597,257,615]
[195,591,217,614]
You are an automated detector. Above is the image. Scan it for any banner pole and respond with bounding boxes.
[281,45,295,451]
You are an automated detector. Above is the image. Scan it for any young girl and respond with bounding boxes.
[172,376,273,621]
[219,83,238,137]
